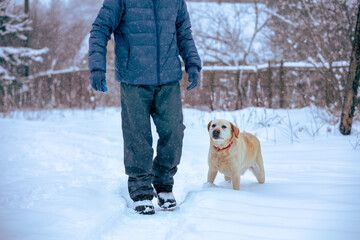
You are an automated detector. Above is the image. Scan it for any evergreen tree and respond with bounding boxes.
[0,0,47,83]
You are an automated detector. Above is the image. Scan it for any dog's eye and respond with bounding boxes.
[222,125,227,129]
[212,124,216,128]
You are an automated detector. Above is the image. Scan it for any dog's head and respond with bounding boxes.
[207,119,240,146]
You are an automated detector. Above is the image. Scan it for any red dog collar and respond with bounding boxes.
[213,141,233,151]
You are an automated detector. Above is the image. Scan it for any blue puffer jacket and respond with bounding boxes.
[88,0,202,85]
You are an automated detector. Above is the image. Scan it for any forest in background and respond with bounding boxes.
[0,0,359,118]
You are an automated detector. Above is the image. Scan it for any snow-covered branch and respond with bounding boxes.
[0,47,48,65]
[190,2,270,65]
[262,7,297,27]
[0,11,32,40]
[0,65,15,82]
[0,47,48,83]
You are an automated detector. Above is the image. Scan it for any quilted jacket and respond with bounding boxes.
[88,0,202,85]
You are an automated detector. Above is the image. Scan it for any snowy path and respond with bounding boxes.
[0,108,359,240]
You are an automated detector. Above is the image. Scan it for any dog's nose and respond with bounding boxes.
[213,129,220,139]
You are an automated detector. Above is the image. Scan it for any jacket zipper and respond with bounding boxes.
[153,1,160,85]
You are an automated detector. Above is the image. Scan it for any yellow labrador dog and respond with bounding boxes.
[207,119,265,190]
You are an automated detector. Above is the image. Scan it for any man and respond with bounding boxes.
[88,0,201,215]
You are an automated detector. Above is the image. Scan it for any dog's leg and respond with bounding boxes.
[232,174,240,190]
[224,176,231,182]
[251,152,265,184]
[207,167,218,184]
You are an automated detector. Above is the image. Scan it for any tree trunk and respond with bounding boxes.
[24,0,29,77]
[325,64,335,108]
[253,72,259,107]
[24,0,29,14]
[235,70,244,110]
[267,61,273,108]
[279,60,285,108]
[209,71,215,111]
[339,5,360,135]
[235,70,240,110]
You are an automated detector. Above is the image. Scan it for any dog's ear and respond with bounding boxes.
[230,123,240,138]
[207,121,212,132]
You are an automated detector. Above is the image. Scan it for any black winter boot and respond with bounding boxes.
[134,200,155,215]
[157,192,177,210]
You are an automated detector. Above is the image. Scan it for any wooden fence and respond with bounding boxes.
[0,61,350,113]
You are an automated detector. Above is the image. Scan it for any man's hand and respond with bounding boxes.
[186,67,200,91]
[89,70,108,92]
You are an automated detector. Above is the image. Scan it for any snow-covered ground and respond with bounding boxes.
[0,107,359,240]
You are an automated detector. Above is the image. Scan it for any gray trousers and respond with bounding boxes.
[120,81,185,201]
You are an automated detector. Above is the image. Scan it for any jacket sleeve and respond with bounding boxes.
[88,0,123,73]
[176,0,202,73]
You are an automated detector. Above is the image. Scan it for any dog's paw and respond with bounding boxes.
[202,182,216,188]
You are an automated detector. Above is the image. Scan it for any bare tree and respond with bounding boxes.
[190,1,269,109]
[192,2,269,65]
[340,4,360,136]
[266,0,358,109]
[27,0,94,71]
